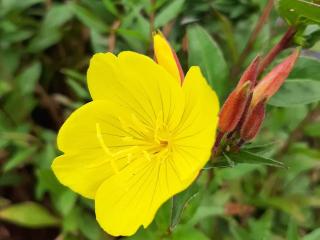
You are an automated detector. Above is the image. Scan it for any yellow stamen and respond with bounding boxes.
[96,123,119,174]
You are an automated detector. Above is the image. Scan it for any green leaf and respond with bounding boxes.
[16,61,41,95]
[3,146,37,172]
[188,190,228,225]
[170,183,199,231]
[1,0,44,14]
[249,210,274,240]
[289,56,320,80]
[66,78,89,99]
[287,218,300,240]
[171,225,210,240]
[102,0,119,16]
[303,228,320,240]
[27,29,62,53]
[55,190,77,216]
[69,3,108,33]
[269,79,320,107]
[0,202,60,228]
[154,0,185,28]
[276,0,320,25]
[42,3,73,29]
[61,68,86,82]
[203,159,235,169]
[187,25,228,98]
[79,213,105,240]
[223,150,286,168]
[154,200,172,232]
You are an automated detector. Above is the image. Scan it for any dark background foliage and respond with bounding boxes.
[0,0,320,239]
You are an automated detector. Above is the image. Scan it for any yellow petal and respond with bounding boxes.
[53,101,136,198]
[87,51,185,130]
[95,156,197,236]
[153,33,184,84]
[52,152,113,199]
[174,67,219,169]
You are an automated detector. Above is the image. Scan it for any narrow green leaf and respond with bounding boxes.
[203,159,235,170]
[269,79,320,107]
[287,218,300,240]
[170,183,199,230]
[27,29,62,53]
[187,25,228,98]
[226,150,286,168]
[61,68,86,82]
[154,0,185,28]
[0,202,60,228]
[16,62,41,95]
[66,78,89,99]
[3,146,37,172]
[69,3,108,33]
[102,0,119,16]
[243,142,277,153]
[42,3,73,29]
[1,0,44,14]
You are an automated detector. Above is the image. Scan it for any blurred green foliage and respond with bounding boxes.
[0,0,320,239]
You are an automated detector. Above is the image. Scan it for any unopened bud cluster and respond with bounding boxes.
[217,49,300,150]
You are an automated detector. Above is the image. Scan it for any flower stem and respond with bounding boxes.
[212,131,224,156]
[257,26,296,76]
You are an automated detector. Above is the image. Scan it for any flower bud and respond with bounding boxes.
[237,56,261,89]
[218,81,251,133]
[252,49,300,106]
[240,99,266,141]
[153,31,184,84]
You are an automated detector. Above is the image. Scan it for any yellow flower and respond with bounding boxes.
[52,33,219,236]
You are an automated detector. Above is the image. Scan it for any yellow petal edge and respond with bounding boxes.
[153,33,183,84]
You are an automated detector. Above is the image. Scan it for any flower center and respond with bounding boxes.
[95,113,175,174]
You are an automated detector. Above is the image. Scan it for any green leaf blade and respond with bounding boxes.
[187,25,228,98]
[0,202,60,228]
[269,79,320,107]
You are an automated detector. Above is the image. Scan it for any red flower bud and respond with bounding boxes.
[219,81,251,133]
[252,49,300,106]
[237,56,261,89]
[240,99,266,141]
